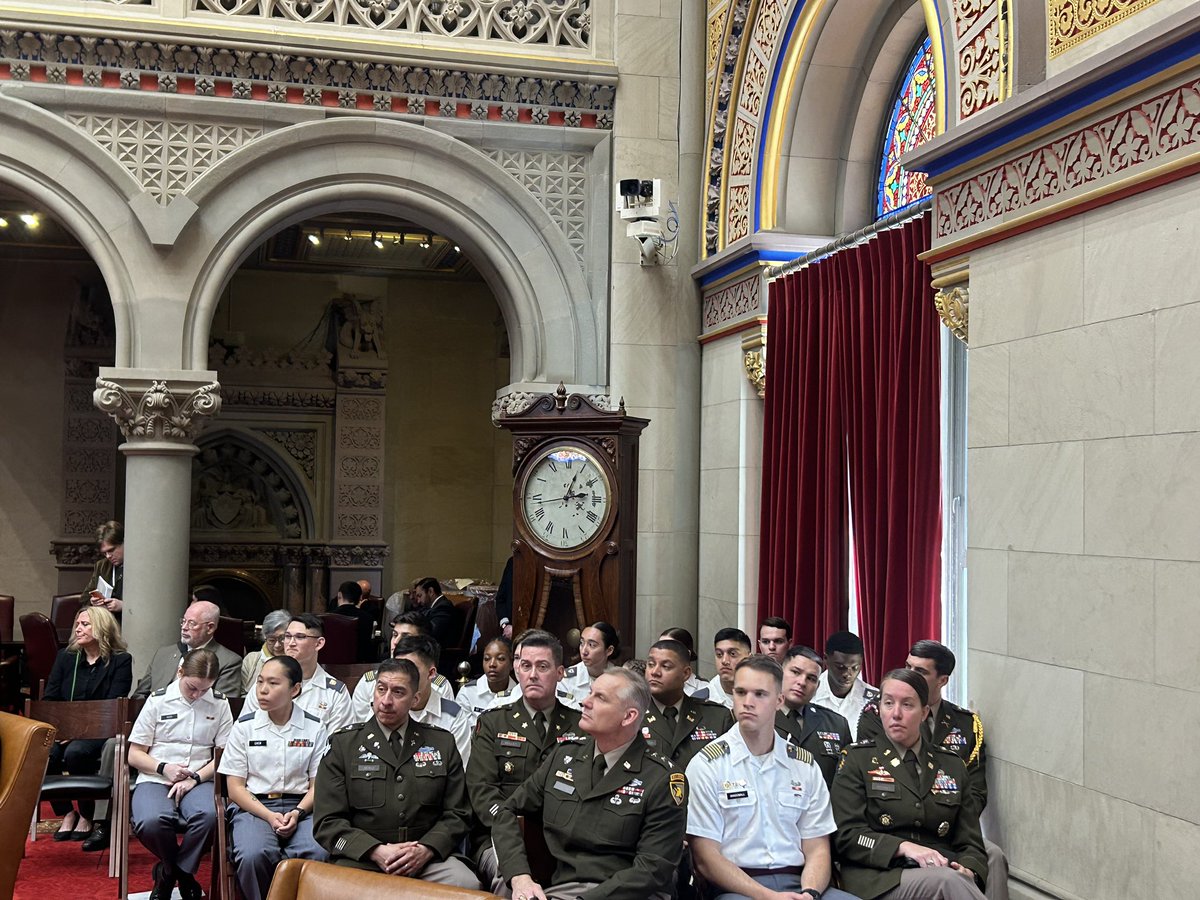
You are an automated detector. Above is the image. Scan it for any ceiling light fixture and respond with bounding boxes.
[343,230,353,241]
[0,217,7,228]
[307,232,321,246]
[420,232,432,249]
[20,213,39,229]
[372,231,384,249]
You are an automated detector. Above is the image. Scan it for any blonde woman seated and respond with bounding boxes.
[830,668,987,900]
[128,647,233,900]
[43,606,132,844]
[219,654,330,900]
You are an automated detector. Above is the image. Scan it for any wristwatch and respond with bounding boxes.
[156,761,167,775]
[293,807,310,821]
[190,771,203,784]
[798,890,823,900]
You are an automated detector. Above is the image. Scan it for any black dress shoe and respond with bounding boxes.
[149,861,176,900]
[53,813,78,841]
[82,821,110,852]
[178,868,204,900]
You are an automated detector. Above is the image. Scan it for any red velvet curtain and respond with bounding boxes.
[759,217,941,683]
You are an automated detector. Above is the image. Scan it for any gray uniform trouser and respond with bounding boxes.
[131,782,216,877]
[984,839,1009,900]
[714,873,861,900]
[497,879,671,900]
[879,867,987,900]
[229,799,327,900]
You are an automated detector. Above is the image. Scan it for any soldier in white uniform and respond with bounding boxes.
[242,613,354,732]
[352,612,454,716]
[703,627,753,709]
[686,655,859,900]
[389,634,474,764]
[219,655,330,900]
[128,648,233,900]
[455,635,517,724]
[812,631,878,740]
[563,621,620,696]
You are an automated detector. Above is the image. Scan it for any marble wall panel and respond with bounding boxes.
[966,548,1008,655]
[967,443,1084,554]
[966,344,1009,448]
[1154,301,1200,434]
[1008,315,1154,444]
[1153,559,1200,692]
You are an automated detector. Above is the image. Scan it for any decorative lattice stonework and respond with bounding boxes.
[65,113,262,203]
[1049,0,1160,58]
[486,149,587,266]
[188,0,592,50]
[0,30,615,130]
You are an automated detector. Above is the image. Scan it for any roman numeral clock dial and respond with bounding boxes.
[520,445,613,551]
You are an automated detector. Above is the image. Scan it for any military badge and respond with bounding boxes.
[938,821,950,837]
[503,761,514,774]
[669,772,687,807]
[880,814,893,827]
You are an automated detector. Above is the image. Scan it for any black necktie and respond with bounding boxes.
[904,750,920,782]
[533,710,547,738]
[664,706,678,727]
[593,754,607,782]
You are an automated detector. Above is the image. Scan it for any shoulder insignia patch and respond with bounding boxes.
[303,710,321,722]
[861,698,880,717]
[442,698,462,717]
[325,676,346,692]
[864,686,880,700]
[669,771,687,806]
[692,687,710,701]
[786,743,814,764]
[237,711,255,722]
[565,665,578,676]
[211,689,226,699]
[151,687,167,696]
[701,740,730,761]
[432,673,449,688]
[363,670,376,683]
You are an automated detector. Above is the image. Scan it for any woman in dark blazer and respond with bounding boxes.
[43,604,133,842]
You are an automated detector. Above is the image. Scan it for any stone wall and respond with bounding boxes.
[966,174,1200,900]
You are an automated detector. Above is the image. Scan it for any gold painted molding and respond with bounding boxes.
[934,285,969,344]
[1049,0,1161,58]
[741,324,767,398]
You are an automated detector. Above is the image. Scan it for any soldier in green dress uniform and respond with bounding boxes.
[642,639,733,770]
[831,669,987,900]
[312,657,480,890]
[492,668,688,900]
[774,645,853,787]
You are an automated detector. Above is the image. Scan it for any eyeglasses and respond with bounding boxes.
[282,632,317,643]
[265,634,287,647]
[516,660,555,675]
[179,618,208,630]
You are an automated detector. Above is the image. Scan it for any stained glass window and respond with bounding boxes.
[876,36,937,218]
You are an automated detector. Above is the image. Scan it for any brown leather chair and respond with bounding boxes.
[316,613,357,665]
[18,612,60,700]
[215,615,249,658]
[265,858,499,899]
[50,593,82,643]
[0,593,14,642]
[0,709,56,898]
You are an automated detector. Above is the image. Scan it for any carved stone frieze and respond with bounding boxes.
[65,113,263,204]
[492,389,611,425]
[1049,0,1160,58]
[258,429,317,480]
[94,377,222,442]
[934,286,969,344]
[486,149,588,268]
[0,30,615,131]
[327,543,390,568]
[222,387,336,410]
[209,339,331,374]
[49,539,102,567]
[336,368,388,390]
[192,437,305,538]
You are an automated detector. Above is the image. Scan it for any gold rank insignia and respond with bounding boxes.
[938,821,950,837]
[880,814,892,827]
[669,772,687,807]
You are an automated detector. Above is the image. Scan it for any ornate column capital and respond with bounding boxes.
[934,286,969,344]
[93,368,222,446]
[741,324,767,400]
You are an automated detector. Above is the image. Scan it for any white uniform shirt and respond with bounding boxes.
[684,725,835,868]
[683,674,707,697]
[410,691,474,765]
[705,675,733,709]
[565,663,613,698]
[350,668,473,724]
[812,672,878,740]
[430,672,455,702]
[456,675,518,724]
[129,682,233,786]
[241,663,353,733]
[218,704,329,796]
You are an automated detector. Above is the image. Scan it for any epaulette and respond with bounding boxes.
[212,689,227,699]
[441,698,462,717]
[932,744,962,757]
[237,711,255,723]
[432,673,449,688]
[325,676,346,693]
[645,750,674,769]
[362,670,376,683]
[334,721,365,736]
[691,687,710,701]
[848,738,876,749]
[555,732,586,744]
[152,687,167,696]
[303,710,321,722]
[863,685,880,700]
[700,740,730,761]
[565,665,578,676]
[786,743,814,764]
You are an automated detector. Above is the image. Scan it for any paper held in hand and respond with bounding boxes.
[96,575,114,599]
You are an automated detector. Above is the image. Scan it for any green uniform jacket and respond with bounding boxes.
[774,701,852,788]
[858,698,987,809]
[313,716,470,868]
[830,739,988,900]
[492,731,687,900]
[640,695,733,770]
[467,699,583,831]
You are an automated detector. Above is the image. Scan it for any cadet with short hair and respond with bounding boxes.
[830,669,987,900]
[812,631,878,739]
[642,639,732,769]
[757,617,792,662]
[313,657,480,889]
[492,668,688,900]
[706,627,753,708]
[775,645,852,788]
[467,630,583,891]
[686,655,858,900]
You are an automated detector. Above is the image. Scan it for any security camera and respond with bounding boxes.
[615,178,662,219]
[619,178,641,199]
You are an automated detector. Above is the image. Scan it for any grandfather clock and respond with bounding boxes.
[498,385,649,656]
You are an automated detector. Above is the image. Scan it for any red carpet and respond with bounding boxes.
[16,806,213,899]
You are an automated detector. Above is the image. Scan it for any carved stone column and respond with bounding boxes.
[278,545,306,615]
[93,368,221,671]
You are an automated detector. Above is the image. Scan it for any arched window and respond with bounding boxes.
[876,36,936,218]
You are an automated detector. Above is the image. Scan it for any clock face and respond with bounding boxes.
[520,444,613,551]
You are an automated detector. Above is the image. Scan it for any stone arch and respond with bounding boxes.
[770,0,941,236]
[179,118,602,389]
[192,427,315,541]
[0,89,144,366]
